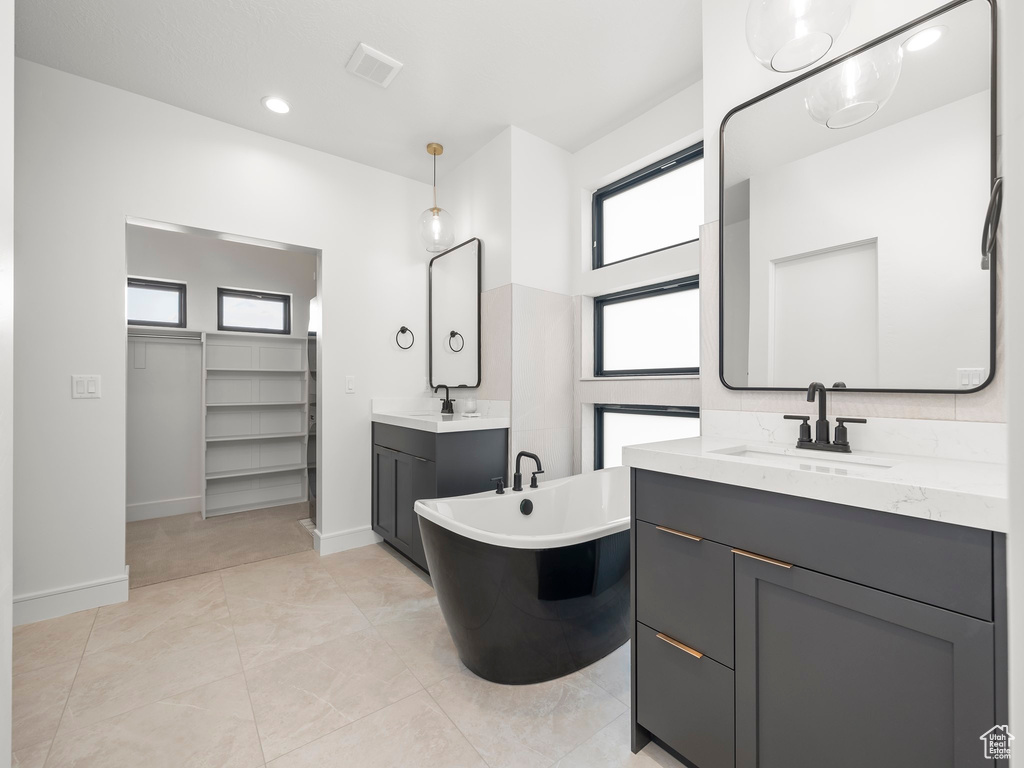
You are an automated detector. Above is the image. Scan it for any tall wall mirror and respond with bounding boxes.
[720,0,997,393]
[429,238,481,388]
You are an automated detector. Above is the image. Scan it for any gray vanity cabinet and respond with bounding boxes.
[631,469,1007,768]
[371,422,508,571]
[734,555,995,768]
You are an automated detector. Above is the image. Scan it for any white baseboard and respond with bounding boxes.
[314,524,381,556]
[14,566,130,625]
[127,495,201,522]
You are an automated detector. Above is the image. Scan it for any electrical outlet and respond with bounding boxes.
[956,368,985,388]
[71,375,101,399]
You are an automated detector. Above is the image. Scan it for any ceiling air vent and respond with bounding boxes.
[346,43,403,88]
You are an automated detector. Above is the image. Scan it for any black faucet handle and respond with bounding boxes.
[491,476,505,494]
[784,414,812,444]
[530,470,544,489]
[834,417,867,447]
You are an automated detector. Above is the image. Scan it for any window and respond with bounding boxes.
[127,277,187,328]
[595,405,700,469]
[595,277,699,376]
[592,143,704,269]
[217,287,291,334]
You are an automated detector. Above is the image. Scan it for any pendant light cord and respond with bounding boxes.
[432,152,438,210]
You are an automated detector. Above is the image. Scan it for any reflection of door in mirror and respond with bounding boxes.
[429,238,481,388]
[720,0,994,392]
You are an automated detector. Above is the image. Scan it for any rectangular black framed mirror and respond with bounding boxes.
[719,0,998,394]
[429,237,481,388]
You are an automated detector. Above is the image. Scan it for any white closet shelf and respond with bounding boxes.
[205,463,307,481]
[205,368,305,373]
[206,432,307,443]
[206,401,305,408]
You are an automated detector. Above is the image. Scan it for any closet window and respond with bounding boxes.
[127,278,187,328]
[592,142,704,268]
[218,288,291,334]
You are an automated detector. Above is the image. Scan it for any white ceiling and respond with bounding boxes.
[15,0,704,183]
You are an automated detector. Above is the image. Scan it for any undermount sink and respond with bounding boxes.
[711,445,896,474]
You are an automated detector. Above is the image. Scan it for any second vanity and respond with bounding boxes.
[625,435,1008,768]
[371,400,509,571]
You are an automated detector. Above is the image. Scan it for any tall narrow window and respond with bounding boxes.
[127,277,187,328]
[595,405,700,469]
[593,142,704,269]
[217,288,291,334]
[595,277,699,376]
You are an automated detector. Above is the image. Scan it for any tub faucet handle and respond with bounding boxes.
[491,476,505,495]
[530,470,544,489]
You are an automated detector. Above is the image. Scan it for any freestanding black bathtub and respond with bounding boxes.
[415,467,630,685]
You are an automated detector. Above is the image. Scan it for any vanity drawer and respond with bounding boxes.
[636,521,733,668]
[636,621,735,768]
[372,422,436,461]
[633,470,994,620]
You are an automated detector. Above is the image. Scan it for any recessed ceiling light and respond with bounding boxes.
[261,96,291,114]
[903,26,946,53]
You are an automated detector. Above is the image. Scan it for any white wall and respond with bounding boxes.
[1001,0,1024,740]
[1,0,13,757]
[440,128,513,292]
[510,127,573,295]
[743,92,990,389]
[14,60,433,622]
[127,225,317,335]
[125,338,203,521]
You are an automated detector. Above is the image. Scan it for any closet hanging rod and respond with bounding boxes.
[127,332,202,342]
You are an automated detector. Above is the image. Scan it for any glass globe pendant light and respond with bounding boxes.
[746,0,853,73]
[804,38,903,129]
[419,142,455,253]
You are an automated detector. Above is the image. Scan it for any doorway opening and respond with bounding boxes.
[125,218,322,588]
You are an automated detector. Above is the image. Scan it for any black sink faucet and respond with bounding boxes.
[785,381,866,454]
[434,385,454,415]
[808,382,829,444]
[513,451,544,492]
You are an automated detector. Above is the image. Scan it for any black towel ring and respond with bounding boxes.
[396,326,415,350]
[448,330,465,353]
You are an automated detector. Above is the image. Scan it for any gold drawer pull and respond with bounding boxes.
[731,548,793,569]
[656,633,704,659]
[656,525,702,542]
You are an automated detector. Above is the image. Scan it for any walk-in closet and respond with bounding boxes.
[125,221,320,587]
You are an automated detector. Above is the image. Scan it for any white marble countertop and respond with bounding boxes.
[371,398,510,434]
[623,436,1008,532]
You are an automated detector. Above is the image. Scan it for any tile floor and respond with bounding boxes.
[11,543,679,768]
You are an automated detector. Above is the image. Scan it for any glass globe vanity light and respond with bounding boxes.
[746,0,853,72]
[804,38,903,129]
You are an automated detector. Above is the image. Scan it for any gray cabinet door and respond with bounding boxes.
[735,556,997,768]
[372,446,398,539]
[394,451,435,570]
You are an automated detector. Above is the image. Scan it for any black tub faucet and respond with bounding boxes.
[434,384,454,415]
[513,451,544,492]
[785,381,867,453]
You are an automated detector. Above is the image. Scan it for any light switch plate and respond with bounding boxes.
[345,375,356,394]
[72,375,101,399]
